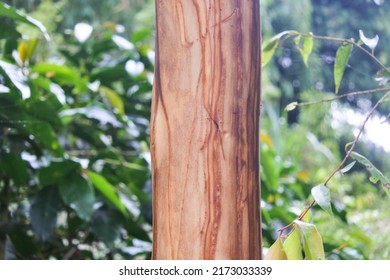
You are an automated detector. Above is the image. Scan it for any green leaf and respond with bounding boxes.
[0,152,28,185]
[350,152,390,186]
[262,39,279,68]
[299,35,313,66]
[38,160,80,186]
[91,208,122,245]
[261,31,296,68]
[100,86,125,115]
[91,66,128,84]
[0,2,49,40]
[30,78,66,105]
[293,35,301,46]
[0,60,31,99]
[334,44,352,93]
[131,28,153,43]
[27,122,63,155]
[8,226,38,258]
[0,18,18,40]
[59,173,95,221]
[283,226,303,260]
[294,220,325,260]
[260,145,279,191]
[301,208,312,223]
[340,161,356,174]
[30,186,61,241]
[264,237,287,260]
[85,170,128,217]
[32,63,87,93]
[24,98,62,127]
[124,220,151,242]
[285,101,298,111]
[383,184,390,198]
[0,104,63,155]
[311,184,332,215]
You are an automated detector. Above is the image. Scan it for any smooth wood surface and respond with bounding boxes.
[151,0,262,259]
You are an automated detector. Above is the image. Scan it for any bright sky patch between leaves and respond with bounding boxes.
[331,106,390,152]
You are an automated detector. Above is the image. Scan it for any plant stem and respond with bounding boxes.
[278,200,317,234]
[286,91,390,231]
[323,90,390,185]
[295,32,390,74]
[295,87,390,108]
[277,31,390,234]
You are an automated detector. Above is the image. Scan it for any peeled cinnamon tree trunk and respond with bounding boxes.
[151,0,262,259]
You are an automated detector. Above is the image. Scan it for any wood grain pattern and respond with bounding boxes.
[151,0,262,259]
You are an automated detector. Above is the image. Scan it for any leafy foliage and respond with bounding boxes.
[0,2,49,39]
[261,0,390,260]
[350,152,390,186]
[2,0,390,261]
[0,1,153,259]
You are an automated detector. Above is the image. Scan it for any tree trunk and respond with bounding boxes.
[151,0,262,259]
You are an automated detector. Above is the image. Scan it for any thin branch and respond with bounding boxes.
[323,90,390,185]
[279,91,390,234]
[381,118,390,124]
[278,200,316,234]
[295,87,390,108]
[277,32,390,235]
[294,32,390,74]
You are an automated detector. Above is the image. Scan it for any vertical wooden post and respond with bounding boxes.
[151,0,262,259]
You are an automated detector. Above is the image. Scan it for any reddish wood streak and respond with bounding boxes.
[152,0,261,260]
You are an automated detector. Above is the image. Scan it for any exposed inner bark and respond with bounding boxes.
[151,0,262,260]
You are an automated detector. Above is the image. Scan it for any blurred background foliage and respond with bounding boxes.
[0,0,389,259]
[261,0,390,260]
[0,0,155,259]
